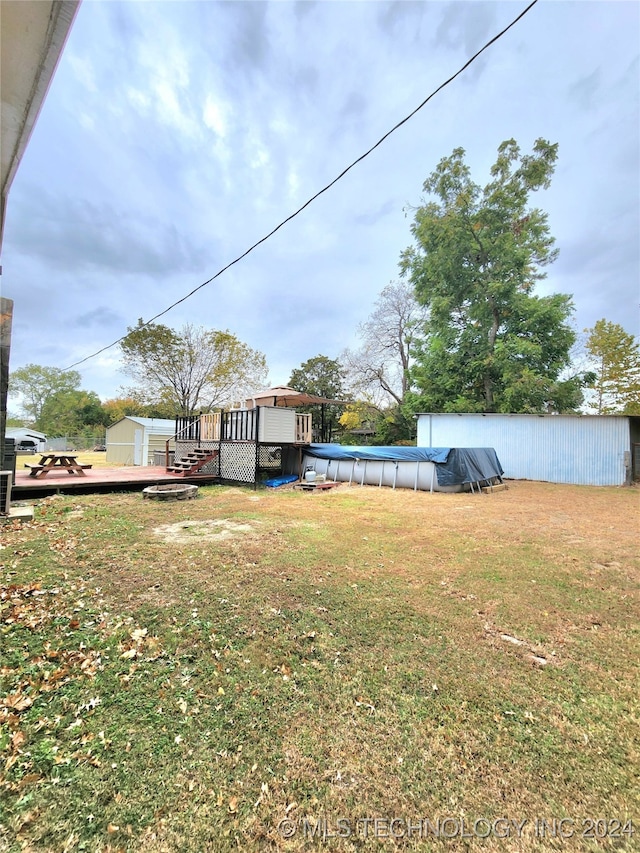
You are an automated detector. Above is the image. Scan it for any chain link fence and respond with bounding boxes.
[44,432,107,452]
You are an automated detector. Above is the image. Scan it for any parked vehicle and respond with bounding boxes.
[16,442,38,454]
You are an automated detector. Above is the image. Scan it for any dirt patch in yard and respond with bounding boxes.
[152,518,258,544]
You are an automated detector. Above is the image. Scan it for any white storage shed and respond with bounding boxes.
[106,417,176,466]
[416,413,640,486]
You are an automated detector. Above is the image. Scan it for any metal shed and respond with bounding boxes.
[106,417,175,466]
[416,413,640,486]
[5,428,46,451]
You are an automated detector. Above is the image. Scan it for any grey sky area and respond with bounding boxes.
[3,0,639,401]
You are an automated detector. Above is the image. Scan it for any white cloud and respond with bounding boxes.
[67,54,97,93]
[2,0,638,398]
[203,95,228,138]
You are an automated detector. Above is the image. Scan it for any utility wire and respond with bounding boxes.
[65,0,539,371]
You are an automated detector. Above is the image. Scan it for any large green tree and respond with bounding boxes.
[38,390,109,436]
[120,321,268,415]
[585,319,640,414]
[289,355,346,442]
[401,138,583,413]
[9,364,81,423]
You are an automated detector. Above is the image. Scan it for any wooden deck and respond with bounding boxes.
[11,465,218,498]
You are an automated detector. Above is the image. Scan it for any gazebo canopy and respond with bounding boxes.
[247,386,348,408]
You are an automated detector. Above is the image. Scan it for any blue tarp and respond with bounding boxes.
[305,444,504,487]
[265,474,298,488]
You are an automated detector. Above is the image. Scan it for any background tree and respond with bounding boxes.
[341,280,425,443]
[6,415,26,428]
[585,319,640,414]
[101,396,146,425]
[38,390,109,436]
[401,138,582,413]
[9,364,81,423]
[338,401,379,445]
[289,355,346,442]
[102,393,176,422]
[120,321,268,415]
[342,281,427,407]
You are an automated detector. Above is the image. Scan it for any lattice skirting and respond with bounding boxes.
[257,445,282,470]
[174,441,291,483]
[219,442,256,483]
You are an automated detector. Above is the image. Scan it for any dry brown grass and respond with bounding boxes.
[1,480,638,851]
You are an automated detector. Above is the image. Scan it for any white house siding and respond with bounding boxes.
[417,414,633,486]
[258,408,296,443]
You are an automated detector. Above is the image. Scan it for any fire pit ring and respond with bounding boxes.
[142,484,199,501]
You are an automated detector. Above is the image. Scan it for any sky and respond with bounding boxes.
[2,0,639,404]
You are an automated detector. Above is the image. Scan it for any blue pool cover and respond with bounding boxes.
[305,445,504,487]
[265,474,299,488]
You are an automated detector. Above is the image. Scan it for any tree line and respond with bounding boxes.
[8,325,269,438]
[9,138,640,442]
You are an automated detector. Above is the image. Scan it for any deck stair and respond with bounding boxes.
[168,448,219,476]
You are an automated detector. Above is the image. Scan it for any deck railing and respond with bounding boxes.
[174,415,200,442]
[295,413,312,443]
[221,409,257,441]
[200,412,221,441]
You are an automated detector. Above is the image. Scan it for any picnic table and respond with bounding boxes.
[24,452,92,479]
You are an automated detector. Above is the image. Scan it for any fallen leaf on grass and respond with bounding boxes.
[4,754,19,772]
[18,773,42,788]
[16,809,39,830]
[11,730,26,750]
[130,627,148,642]
[144,636,163,660]
[2,693,33,712]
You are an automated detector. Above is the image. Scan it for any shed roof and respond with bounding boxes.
[6,427,46,440]
[107,417,175,432]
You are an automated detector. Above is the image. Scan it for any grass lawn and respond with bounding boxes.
[1,481,638,851]
[69,451,124,470]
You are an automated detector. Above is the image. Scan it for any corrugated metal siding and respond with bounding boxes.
[417,414,630,486]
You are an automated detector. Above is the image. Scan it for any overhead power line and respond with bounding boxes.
[65,0,539,371]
